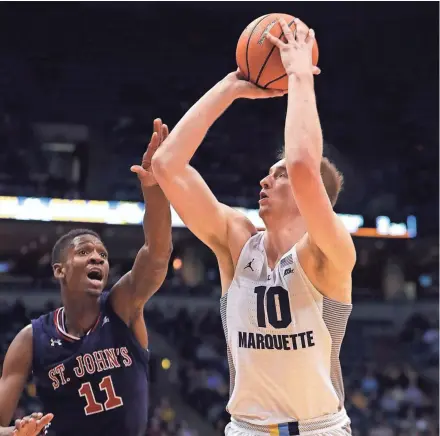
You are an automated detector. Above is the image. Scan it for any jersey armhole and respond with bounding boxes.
[100,290,150,361]
[29,320,38,372]
[229,232,264,286]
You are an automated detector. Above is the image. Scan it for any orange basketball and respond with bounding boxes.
[236,13,319,90]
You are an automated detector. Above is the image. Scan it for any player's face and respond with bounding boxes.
[259,159,296,217]
[57,235,110,296]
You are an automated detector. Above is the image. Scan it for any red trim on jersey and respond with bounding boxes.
[90,313,102,333]
[53,307,101,341]
[54,308,76,342]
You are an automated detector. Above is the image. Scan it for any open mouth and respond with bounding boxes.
[87,269,103,282]
[259,192,268,200]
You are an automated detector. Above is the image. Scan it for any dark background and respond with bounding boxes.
[0,2,438,436]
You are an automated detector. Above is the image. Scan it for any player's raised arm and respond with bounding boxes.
[266,19,356,271]
[110,119,172,326]
[151,72,283,251]
[0,326,53,436]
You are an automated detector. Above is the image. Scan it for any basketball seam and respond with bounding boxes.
[245,14,270,81]
[263,72,288,89]
[256,18,296,87]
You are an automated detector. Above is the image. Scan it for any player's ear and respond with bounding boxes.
[53,263,65,280]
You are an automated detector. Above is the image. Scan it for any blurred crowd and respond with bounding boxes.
[148,397,198,436]
[0,3,437,236]
[0,291,438,435]
[144,303,439,436]
[1,234,438,303]
[0,2,438,436]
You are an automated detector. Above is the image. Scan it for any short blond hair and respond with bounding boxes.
[320,157,343,207]
[277,152,344,207]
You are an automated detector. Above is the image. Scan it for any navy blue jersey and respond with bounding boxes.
[31,291,149,436]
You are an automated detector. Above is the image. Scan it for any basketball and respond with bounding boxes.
[236,13,319,90]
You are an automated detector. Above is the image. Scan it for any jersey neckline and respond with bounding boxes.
[54,307,101,342]
[260,232,296,274]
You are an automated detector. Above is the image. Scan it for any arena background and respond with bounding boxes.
[0,2,438,435]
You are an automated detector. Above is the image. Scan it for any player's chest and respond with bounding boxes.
[40,330,135,390]
[232,268,318,332]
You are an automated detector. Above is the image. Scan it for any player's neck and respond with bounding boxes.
[264,216,306,269]
[62,292,100,337]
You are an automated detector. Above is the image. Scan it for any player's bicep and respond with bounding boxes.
[0,325,33,426]
[288,162,356,271]
[153,163,229,250]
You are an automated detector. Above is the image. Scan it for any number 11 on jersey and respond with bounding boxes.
[254,286,293,329]
[79,375,123,415]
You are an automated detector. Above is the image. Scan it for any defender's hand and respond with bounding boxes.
[13,412,54,436]
[131,118,169,188]
[266,18,321,79]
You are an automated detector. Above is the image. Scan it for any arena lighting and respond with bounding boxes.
[161,358,171,370]
[0,196,417,238]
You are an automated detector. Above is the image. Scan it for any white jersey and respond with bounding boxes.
[220,232,352,429]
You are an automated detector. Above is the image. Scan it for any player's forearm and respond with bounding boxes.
[0,426,14,436]
[284,73,323,168]
[141,184,172,260]
[152,79,236,174]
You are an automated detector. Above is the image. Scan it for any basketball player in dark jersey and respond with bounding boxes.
[0,119,172,436]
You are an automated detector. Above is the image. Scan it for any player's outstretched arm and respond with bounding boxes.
[267,19,356,272]
[152,72,283,252]
[0,326,54,436]
[110,119,172,329]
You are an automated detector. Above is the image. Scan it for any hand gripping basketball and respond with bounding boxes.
[223,69,287,100]
[266,18,321,78]
[12,412,54,436]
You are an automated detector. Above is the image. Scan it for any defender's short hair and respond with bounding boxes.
[52,229,101,265]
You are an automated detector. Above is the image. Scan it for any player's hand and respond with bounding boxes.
[12,412,54,436]
[223,69,287,100]
[130,118,169,188]
[266,18,321,78]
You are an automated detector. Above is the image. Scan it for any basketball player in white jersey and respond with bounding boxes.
[152,18,355,436]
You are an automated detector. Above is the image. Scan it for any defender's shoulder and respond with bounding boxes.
[4,324,33,371]
[17,323,33,343]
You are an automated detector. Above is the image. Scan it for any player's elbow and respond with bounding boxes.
[144,261,169,294]
[151,243,173,265]
[151,151,171,179]
[141,243,172,267]
[152,146,184,180]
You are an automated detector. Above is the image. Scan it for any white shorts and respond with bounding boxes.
[225,409,352,436]
[225,423,352,436]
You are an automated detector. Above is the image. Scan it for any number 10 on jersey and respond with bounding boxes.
[254,286,292,329]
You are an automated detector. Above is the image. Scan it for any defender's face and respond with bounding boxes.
[259,159,296,217]
[54,235,109,296]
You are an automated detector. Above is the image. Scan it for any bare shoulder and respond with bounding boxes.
[296,234,354,304]
[0,325,33,426]
[213,205,257,294]
[14,324,33,346]
[3,324,33,373]
[222,204,257,266]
